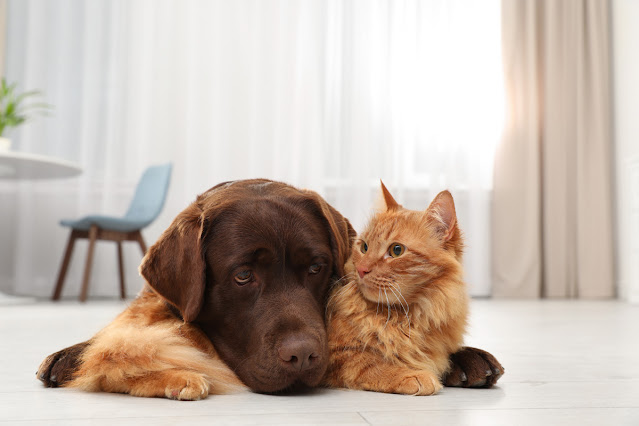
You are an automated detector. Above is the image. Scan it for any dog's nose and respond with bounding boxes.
[278,336,320,372]
[357,265,370,279]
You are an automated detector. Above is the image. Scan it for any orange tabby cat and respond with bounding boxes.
[324,182,468,395]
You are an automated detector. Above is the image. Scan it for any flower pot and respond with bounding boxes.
[0,137,11,151]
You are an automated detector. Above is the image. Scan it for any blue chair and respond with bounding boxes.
[52,164,172,301]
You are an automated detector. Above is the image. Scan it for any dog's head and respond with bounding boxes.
[139,179,354,392]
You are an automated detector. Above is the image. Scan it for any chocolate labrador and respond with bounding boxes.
[37,179,502,399]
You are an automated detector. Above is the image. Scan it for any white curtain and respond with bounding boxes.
[1,0,502,298]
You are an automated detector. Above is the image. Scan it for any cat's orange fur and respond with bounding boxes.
[324,183,468,395]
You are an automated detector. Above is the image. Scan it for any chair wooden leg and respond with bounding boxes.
[52,230,78,301]
[116,241,126,300]
[79,225,99,302]
[134,231,148,255]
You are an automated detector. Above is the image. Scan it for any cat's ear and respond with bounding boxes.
[426,190,457,242]
[379,180,401,211]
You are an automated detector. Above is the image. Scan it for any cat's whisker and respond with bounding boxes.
[383,288,391,328]
[376,286,381,316]
[387,285,410,325]
[325,273,358,317]
[386,285,405,314]
[332,273,355,287]
[386,282,411,338]
[388,278,410,313]
[386,286,399,316]
[384,281,405,310]
[387,281,410,317]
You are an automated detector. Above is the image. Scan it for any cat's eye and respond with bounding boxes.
[360,241,368,253]
[234,270,253,285]
[389,243,405,258]
[309,263,322,274]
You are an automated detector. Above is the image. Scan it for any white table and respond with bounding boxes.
[0,150,82,179]
[0,150,82,303]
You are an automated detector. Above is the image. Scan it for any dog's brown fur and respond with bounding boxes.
[37,179,503,399]
[38,179,355,399]
[41,289,244,399]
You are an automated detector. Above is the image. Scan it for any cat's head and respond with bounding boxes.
[351,182,464,305]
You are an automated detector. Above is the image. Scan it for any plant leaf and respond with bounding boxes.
[0,79,53,132]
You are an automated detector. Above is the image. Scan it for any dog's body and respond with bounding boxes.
[43,289,245,399]
[38,179,502,399]
[39,179,354,399]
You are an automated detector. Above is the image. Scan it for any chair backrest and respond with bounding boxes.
[124,163,172,228]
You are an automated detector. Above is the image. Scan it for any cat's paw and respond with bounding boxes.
[396,370,442,396]
[164,372,210,401]
[37,341,91,387]
[443,346,504,388]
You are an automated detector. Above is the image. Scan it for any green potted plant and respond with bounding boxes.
[0,78,52,151]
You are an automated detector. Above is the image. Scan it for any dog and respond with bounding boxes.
[37,179,502,399]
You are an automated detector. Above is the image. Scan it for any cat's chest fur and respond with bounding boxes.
[327,278,468,375]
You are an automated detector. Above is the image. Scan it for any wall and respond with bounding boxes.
[0,0,5,79]
[612,0,639,303]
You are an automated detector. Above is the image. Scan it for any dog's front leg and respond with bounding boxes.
[442,346,504,388]
[37,340,91,387]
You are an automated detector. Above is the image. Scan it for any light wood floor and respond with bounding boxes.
[1,299,637,425]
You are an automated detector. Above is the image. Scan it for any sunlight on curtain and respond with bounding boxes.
[1,0,502,297]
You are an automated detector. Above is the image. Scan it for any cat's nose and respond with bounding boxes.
[357,266,370,279]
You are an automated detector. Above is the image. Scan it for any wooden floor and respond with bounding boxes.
[1,299,638,425]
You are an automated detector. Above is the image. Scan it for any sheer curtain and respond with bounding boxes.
[1,0,502,298]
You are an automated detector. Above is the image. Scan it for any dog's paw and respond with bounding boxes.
[395,370,442,396]
[37,341,90,388]
[164,372,210,401]
[443,346,504,388]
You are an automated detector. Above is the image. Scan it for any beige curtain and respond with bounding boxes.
[493,0,614,298]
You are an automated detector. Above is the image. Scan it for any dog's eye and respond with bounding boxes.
[389,243,405,258]
[308,263,322,274]
[360,241,368,253]
[234,270,253,285]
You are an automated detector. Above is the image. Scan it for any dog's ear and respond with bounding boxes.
[139,202,207,322]
[308,193,356,280]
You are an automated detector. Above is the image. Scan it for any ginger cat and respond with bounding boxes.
[324,182,468,395]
